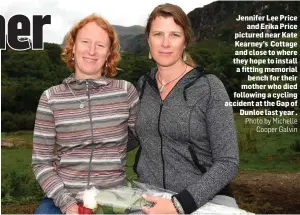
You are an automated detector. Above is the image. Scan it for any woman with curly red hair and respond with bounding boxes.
[61,14,120,78]
[32,14,139,214]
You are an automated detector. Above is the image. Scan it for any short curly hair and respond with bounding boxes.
[61,14,120,77]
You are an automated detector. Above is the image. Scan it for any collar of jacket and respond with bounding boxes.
[145,66,204,88]
[62,73,112,90]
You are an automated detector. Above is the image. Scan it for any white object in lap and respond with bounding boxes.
[192,195,254,215]
[161,192,253,214]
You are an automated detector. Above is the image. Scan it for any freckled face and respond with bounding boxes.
[148,16,186,67]
[73,21,111,79]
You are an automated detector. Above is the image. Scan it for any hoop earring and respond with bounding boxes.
[183,52,187,62]
[148,52,152,59]
[72,54,74,61]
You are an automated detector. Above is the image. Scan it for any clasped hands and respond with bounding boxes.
[65,194,178,214]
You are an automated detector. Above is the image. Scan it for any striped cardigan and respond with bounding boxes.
[32,75,139,212]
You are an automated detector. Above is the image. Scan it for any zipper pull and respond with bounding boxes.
[86,81,89,96]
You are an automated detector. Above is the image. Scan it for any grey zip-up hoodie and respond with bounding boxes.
[134,67,239,214]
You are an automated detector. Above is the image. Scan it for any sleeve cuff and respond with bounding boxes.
[60,199,77,213]
[172,189,197,214]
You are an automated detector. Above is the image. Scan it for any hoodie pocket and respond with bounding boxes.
[188,144,207,174]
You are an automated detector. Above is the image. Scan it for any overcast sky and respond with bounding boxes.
[0,0,215,44]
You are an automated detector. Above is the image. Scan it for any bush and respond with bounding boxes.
[1,112,36,132]
[290,140,300,152]
[1,170,43,204]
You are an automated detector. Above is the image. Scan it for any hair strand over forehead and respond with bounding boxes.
[145,3,194,45]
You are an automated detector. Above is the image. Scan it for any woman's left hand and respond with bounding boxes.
[142,195,178,214]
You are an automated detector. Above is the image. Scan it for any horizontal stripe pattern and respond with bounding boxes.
[32,78,139,212]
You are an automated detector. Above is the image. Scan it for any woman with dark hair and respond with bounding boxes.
[134,4,239,214]
[32,14,139,214]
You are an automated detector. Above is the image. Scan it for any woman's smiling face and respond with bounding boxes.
[73,21,111,79]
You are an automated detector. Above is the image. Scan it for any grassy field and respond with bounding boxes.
[1,114,300,213]
[234,114,300,171]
